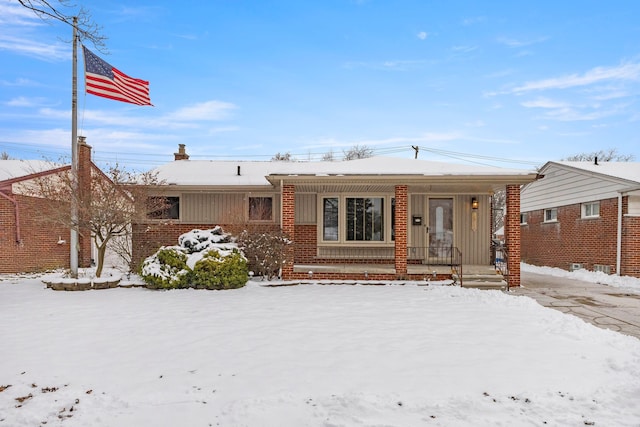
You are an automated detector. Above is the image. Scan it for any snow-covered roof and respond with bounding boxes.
[0,160,62,182]
[553,161,640,184]
[152,157,538,186]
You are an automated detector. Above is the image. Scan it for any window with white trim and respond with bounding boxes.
[581,201,600,218]
[544,208,557,222]
[520,213,527,224]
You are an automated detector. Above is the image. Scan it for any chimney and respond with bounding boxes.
[594,156,598,166]
[174,144,190,161]
[237,165,241,176]
[77,136,92,193]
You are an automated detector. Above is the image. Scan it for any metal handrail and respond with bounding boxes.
[407,246,463,286]
[491,239,509,290]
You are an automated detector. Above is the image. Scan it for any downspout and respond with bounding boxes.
[0,191,21,243]
[617,192,622,276]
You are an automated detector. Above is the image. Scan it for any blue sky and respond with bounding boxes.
[1,0,640,169]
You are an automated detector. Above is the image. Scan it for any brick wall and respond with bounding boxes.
[621,197,640,277]
[521,197,632,275]
[0,194,89,273]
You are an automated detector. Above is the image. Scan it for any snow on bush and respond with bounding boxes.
[141,227,248,289]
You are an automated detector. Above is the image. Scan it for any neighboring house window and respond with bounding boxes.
[147,196,180,219]
[520,213,528,224]
[582,201,600,218]
[249,197,273,221]
[323,198,339,241]
[346,197,384,241]
[544,208,557,222]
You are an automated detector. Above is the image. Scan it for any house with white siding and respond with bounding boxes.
[520,160,640,278]
[133,145,539,287]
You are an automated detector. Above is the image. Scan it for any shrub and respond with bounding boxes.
[191,249,249,290]
[140,227,248,290]
[140,247,190,289]
[237,228,291,280]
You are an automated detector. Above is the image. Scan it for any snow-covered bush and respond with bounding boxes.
[237,228,291,280]
[141,247,190,289]
[141,227,248,289]
[191,249,248,289]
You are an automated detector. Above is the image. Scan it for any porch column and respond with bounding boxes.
[394,185,408,277]
[505,184,521,287]
[282,184,295,279]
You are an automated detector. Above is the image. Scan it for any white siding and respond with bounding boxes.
[521,163,631,212]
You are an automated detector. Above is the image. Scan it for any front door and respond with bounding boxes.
[428,198,453,260]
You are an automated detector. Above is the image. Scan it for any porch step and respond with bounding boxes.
[459,273,507,291]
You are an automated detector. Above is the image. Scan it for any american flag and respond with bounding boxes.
[82,46,152,106]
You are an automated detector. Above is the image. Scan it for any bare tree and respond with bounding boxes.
[272,152,293,161]
[562,148,634,162]
[343,144,374,160]
[1,151,12,160]
[16,0,106,48]
[492,190,506,235]
[321,150,335,161]
[24,164,168,277]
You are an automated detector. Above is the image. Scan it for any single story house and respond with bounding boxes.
[0,139,95,273]
[133,145,539,286]
[520,160,640,278]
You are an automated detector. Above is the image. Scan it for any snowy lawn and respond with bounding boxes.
[1,276,639,426]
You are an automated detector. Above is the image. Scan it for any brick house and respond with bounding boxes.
[520,160,640,278]
[133,145,539,286]
[0,140,95,273]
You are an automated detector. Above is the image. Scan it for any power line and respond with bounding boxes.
[0,139,541,169]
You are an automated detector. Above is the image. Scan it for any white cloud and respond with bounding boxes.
[511,62,640,94]
[5,97,46,107]
[417,31,428,40]
[521,97,569,109]
[462,16,486,26]
[497,36,549,48]
[0,34,69,61]
[166,100,237,121]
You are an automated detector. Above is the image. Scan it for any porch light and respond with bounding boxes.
[471,197,479,210]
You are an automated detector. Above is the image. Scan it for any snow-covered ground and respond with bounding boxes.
[1,269,640,426]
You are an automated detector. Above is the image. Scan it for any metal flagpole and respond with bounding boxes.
[70,16,79,277]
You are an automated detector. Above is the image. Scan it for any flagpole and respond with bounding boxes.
[70,16,79,278]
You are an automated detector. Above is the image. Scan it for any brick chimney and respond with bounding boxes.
[174,144,189,160]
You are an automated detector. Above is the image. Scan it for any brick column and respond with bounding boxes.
[282,184,295,279]
[505,184,521,287]
[394,185,408,277]
[77,137,93,267]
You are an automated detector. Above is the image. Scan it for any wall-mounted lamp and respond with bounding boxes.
[471,197,479,210]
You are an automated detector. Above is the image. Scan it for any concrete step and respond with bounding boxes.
[459,273,506,290]
[462,281,507,290]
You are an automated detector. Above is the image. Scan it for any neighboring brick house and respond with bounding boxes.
[133,145,539,286]
[521,160,640,278]
[0,141,95,273]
